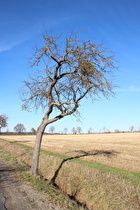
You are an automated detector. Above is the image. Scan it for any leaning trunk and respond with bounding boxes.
[31,121,46,175]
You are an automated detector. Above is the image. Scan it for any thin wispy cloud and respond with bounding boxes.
[0,16,72,53]
[129,86,140,92]
[117,86,140,93]
[0,40,24,52]
[0,30,32,53]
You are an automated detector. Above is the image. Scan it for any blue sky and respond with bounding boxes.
[0,0,140,133]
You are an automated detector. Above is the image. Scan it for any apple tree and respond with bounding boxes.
[21,33,117,174]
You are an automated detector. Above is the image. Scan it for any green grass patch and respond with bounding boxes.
[41,148,71,159]
[0,147,29,172]
[10,141,34,150]
[0,147,17,161]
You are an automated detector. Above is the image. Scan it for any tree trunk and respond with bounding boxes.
[31,121,46,175]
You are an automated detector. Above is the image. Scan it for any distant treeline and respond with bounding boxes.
[0,132,60,135]
[0,131,139,135]
[0,132,36,135]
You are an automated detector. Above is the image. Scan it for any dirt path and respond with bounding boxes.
[0,159,61,210]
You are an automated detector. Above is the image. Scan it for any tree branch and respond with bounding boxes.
[51,102,70,106]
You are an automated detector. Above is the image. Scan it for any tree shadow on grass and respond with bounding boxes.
[49,149,118,185]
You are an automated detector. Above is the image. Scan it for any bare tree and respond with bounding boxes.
[77,126,82,134]
[21,32,117,174]
[31,128,36,134]
[72,127,77,134]
[115,129,120,133]
[103,126,106,133]
[64,127,68,134]
[0,115,8,132]
[88,127,92,134]
[129,126,134,132]
[14,123,26,133]
[49,126,55,134]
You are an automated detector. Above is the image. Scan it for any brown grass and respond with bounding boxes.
[0,139,140,210]
[0,132,140,172]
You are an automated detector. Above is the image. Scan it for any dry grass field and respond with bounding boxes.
[0,132,140,172]
[0,134,140,209]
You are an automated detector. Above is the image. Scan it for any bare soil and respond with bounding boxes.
[0,158,62,210]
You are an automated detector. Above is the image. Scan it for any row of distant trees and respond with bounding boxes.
[48,126,83,134]
[0,115,36,134]
[0,114,139,134]
[48,125,140,134]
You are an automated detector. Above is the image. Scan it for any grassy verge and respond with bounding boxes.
[0,138,140,210]
[0,147,84,210]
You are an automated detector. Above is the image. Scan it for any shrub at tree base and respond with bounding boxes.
[0,139,139,210]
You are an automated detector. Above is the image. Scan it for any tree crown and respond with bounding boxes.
[21,33,117,120]
[14,123,26,133]
[0,115,8,131]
